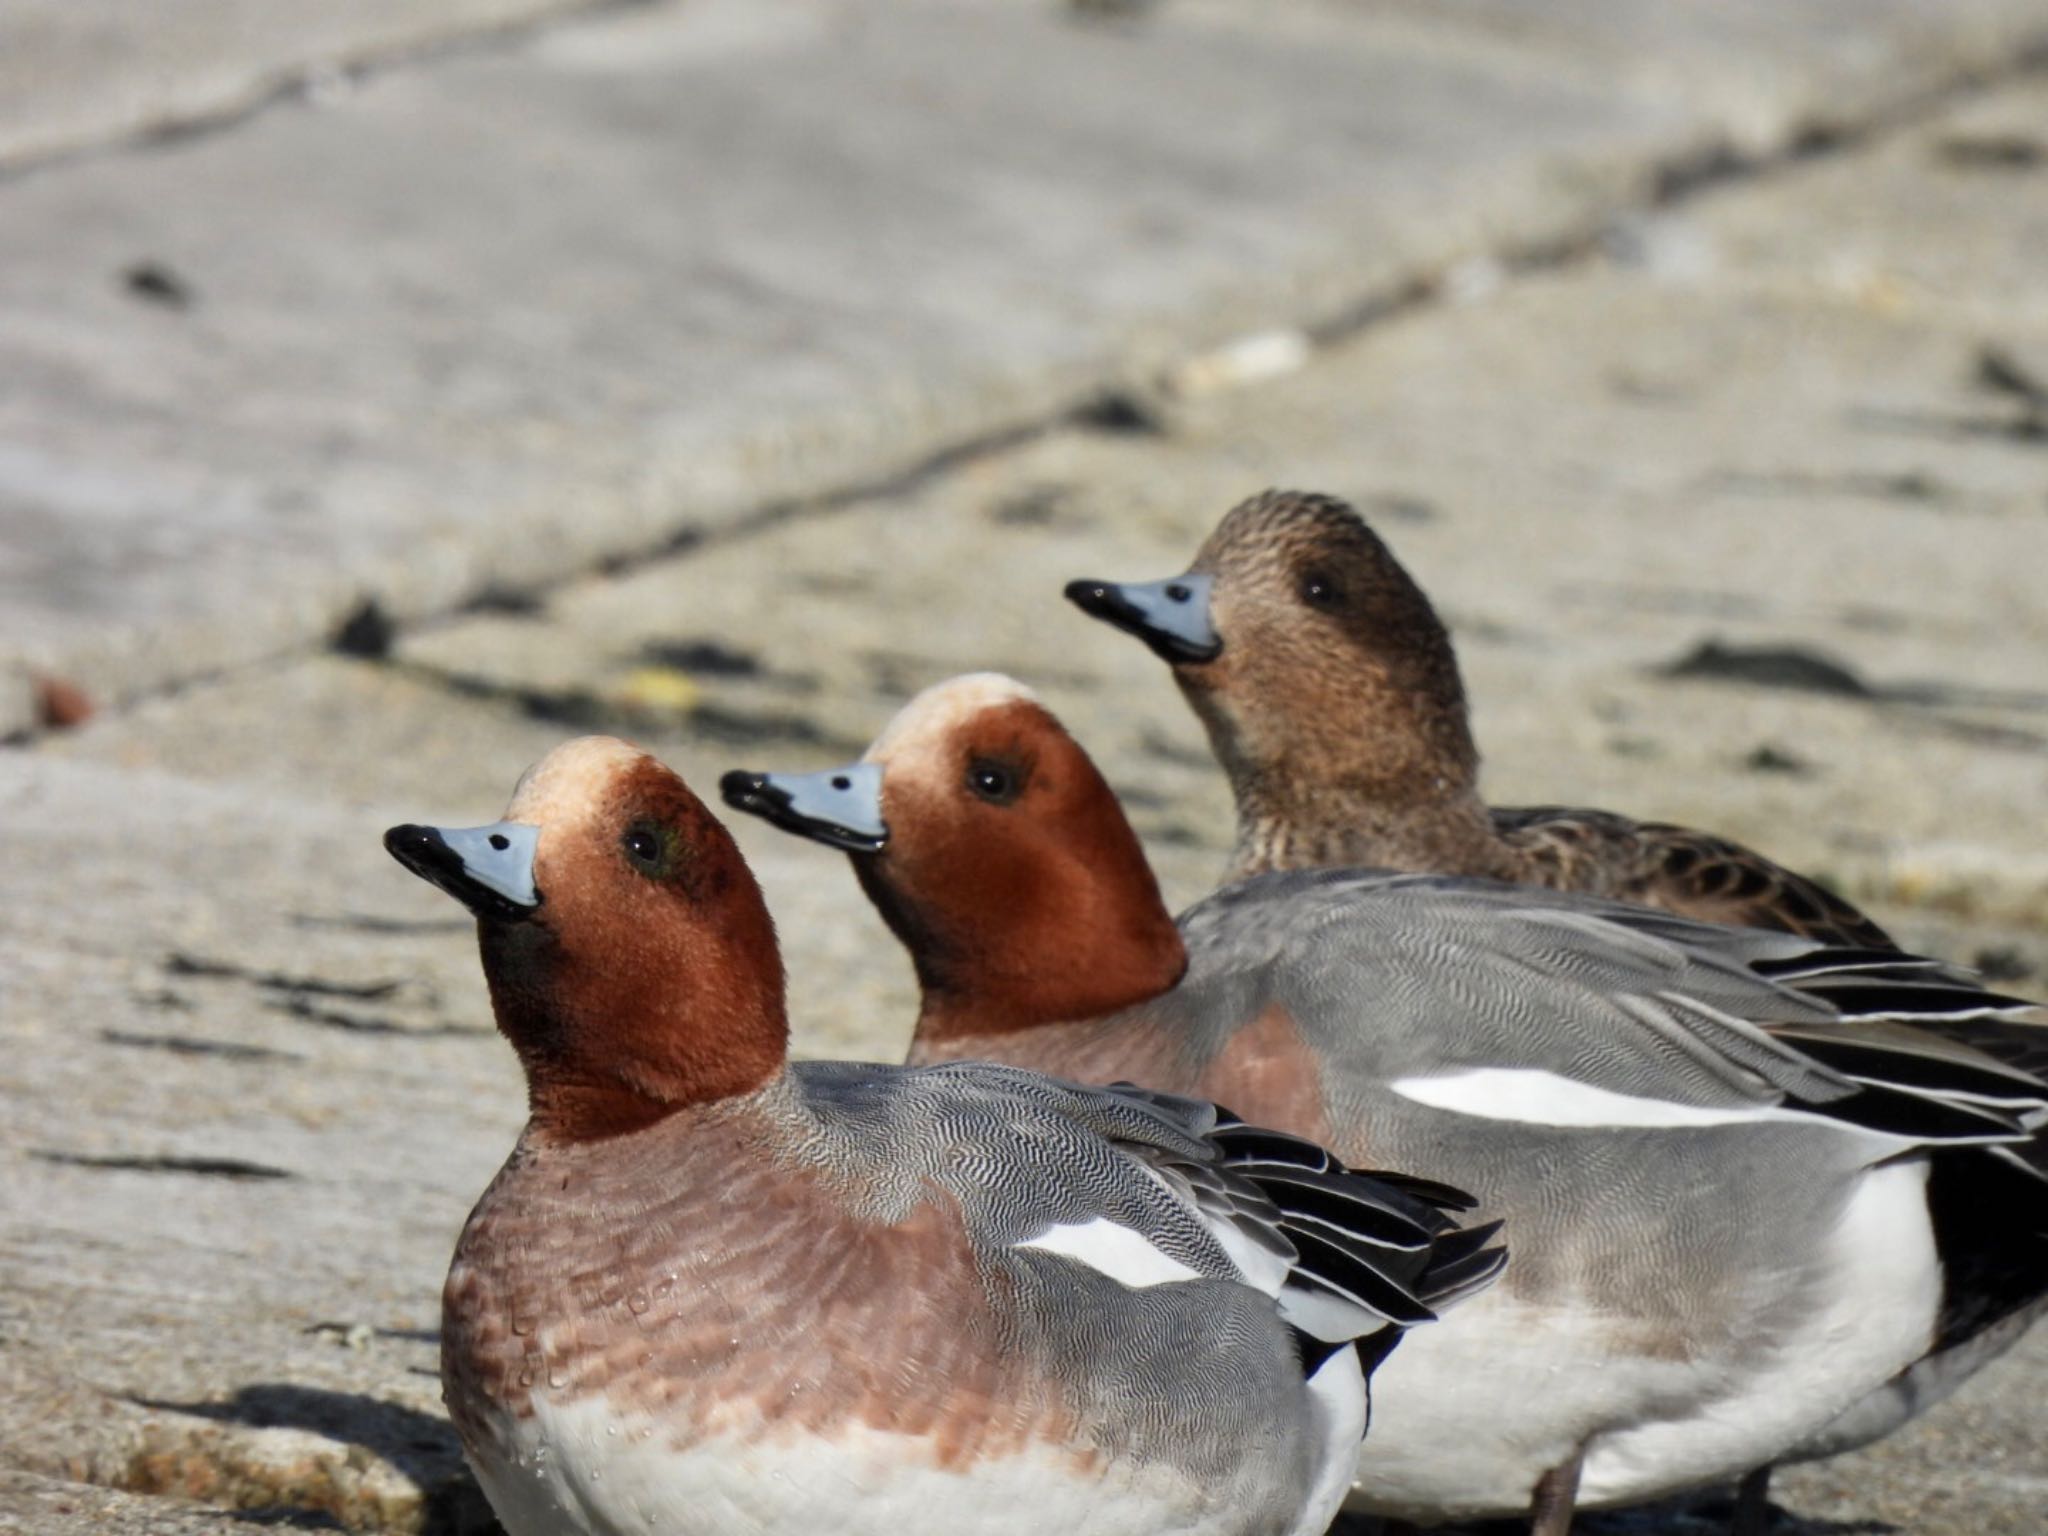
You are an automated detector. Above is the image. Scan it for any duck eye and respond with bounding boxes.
[621,823,665,875]
[966,758,1022,806]
[1300,570,1342,610]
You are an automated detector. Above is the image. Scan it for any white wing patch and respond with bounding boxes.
[1278,1283,1383,1342]
[1389,1067,1797,1130]
[1014,1217,1204,1290]
[1202,1213,1293,1299]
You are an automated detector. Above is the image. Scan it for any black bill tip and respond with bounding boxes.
[718,769,888,855]
[1063,577,1222,665]
[382,823,539,922]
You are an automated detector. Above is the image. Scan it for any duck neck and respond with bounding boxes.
[856,859,1188,1061]
[1182,645,1511,882]
[479,917,790,1145]
[1224,762,1505,882]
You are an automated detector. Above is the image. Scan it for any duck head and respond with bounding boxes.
[1067,490,1481,830]
[722,674,1185,1049]
[387,736,787,1143]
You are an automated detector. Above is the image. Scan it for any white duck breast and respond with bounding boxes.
[478,1399,1318,1536]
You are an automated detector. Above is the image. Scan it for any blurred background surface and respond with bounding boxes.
[3,1,2046,1531]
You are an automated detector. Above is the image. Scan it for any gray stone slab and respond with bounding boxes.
[0,0,600,171]
[1694,83,2048,331]
[7,0,2048,738]
[1381,0,2048,149]
[365,88,2048,941]
[0,0,1654,734]
[8,20,2048,1536]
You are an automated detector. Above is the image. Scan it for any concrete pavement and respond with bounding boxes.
[6,0,2048,736]
[4,3,2048,1532]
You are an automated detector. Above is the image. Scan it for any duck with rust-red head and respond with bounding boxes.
[725,677,2046,1536]
[385,735,1498,1536]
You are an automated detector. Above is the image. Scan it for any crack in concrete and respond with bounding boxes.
[382,652,874,755]
[29,1151,296,1181]
[0,0,670,184]
[163,952,410,1001]
[100,1029,306,1064]
[10,43,2048,752]
[262,995,492,1039]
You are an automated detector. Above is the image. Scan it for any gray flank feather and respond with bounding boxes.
[1169,870,2048,1145]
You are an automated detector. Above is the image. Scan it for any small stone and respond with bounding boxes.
[32,675,94,730]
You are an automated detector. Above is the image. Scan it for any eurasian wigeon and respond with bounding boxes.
[723,676,2048,1536]
[384,735,1501,1536]
[1064,488,1896,949]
